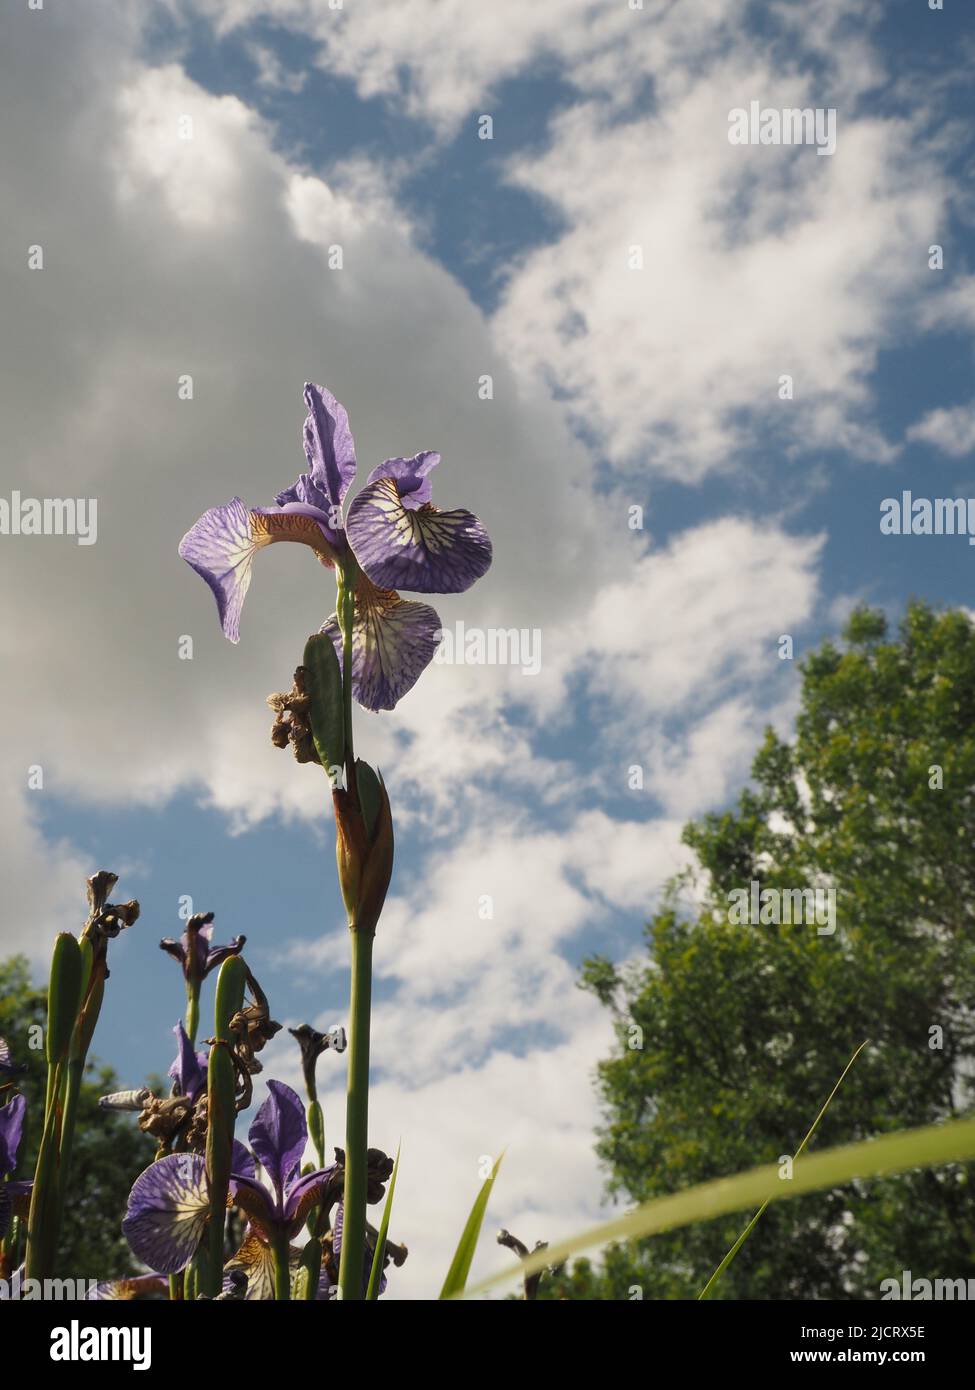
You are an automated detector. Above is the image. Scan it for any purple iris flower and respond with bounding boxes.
[122,1081,335,1278]
[158,912,245,987]
[178,383,493,711]
[0,1095,32,1239]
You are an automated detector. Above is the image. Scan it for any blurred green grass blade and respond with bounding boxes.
[366,1142,400,1301]
[699,1038,869,1300]
[461,1114,975,1299]
[439,1154,503,1299]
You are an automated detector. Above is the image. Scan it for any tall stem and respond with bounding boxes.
[185,979,201,1047]
[337,928,373,1300]
[270,1228,293,1300]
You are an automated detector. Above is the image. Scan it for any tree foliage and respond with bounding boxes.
[551,603,975,1299]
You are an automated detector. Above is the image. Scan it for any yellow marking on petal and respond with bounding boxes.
[250,510,338,565]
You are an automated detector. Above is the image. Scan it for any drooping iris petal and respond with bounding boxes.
[365,451,440,509]
[179,499,339,643]
[346,475,492,595]
[1,1181,32,1240]
[86,1275,169,1300]
[122,1153,210,1275]
[224,1231,278,1301]
[0,1093,26,1174]
[284,1165,339,1234]
[228,1173,279,1234]
[321,576,442,712]
[300,382,357,516]
[178,498,261,644]
[248,1080,307,1205]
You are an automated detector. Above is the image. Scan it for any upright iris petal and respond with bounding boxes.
[168,1022,208,1103]
[346,474,492,595]
[248,1080,307,1203]
[321,575,442,712]
[301,382,357,515]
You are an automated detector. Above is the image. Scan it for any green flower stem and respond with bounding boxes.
[337,927,373,1301]
[203,956,247,1298]
[336,560,358,780]
[270,1228,293,1300]
[185,979,201,1047]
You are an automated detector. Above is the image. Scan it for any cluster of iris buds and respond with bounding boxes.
[0,386,558,1300]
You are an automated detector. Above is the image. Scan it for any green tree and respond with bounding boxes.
[553,603,975,1300]
[1,955,154,1281]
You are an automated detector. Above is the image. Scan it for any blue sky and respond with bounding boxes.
[2,0,974,1294]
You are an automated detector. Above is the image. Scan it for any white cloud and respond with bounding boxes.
[907,401,975,458]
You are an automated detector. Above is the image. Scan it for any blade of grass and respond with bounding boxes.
[439,1153,503,1299]
[366,1141,400,1301]
[460,1113,975,1299]
[698,1037,869,1299]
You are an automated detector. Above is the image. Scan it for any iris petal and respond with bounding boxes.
[122,1153,210,1275]
[301,383,357,513]
[224,1232,278,1301]
[347,476,492,595]
[248,1080,307,1207]
[0,1092,26,1174]
[179,499,340,643]
[178,497,259,644]
[365,451,440,509]
[321,575,442,712]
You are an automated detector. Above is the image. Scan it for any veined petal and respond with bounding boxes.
[178,498,261,644]
[179,498,339,643]
[347,475,492,594]
[224,1231,277,1301]
[365,451,440,509]
[284,1164,339,1235]
[301,383,357,514]
[86,1274,169,1301]
[252,504,342,560]
[248,1080,307,1207]
[321,576,442,712]
[228,1174,279,1236]
[122,1153,209,1275]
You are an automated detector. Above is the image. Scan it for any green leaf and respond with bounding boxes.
[366,1142,400,1301]
[355,759,382,841]
[302,633,345,779]
[698,1038,869,1299]
[439,1153,503,1299]
[462,1114,975,1299]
